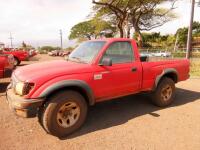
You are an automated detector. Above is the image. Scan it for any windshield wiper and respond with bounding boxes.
[72,56,81,61]
[70,56,87,63]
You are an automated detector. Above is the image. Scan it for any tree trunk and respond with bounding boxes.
[127,27,130,38]
[118,23,124,38]
[135,29,143,47]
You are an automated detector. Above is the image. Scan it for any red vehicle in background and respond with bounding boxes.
[29,49,38,57]
[0,53,14,78]
[3,48,37,66]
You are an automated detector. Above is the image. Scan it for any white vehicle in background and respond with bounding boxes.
[140,52,153,57]
[153,51,171,57]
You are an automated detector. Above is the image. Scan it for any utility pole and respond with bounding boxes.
[186,0,195,59]
[9,33,13,48]
[59,29,63,50]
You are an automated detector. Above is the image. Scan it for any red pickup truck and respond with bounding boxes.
[0,53,14,78]
[6,38,189,137]
[3,48,37,66]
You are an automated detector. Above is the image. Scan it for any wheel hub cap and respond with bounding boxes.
[57,102,80,128]
[161,85,172,101]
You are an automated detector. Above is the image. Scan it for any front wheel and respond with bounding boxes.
[14,57,20,66]
[151,77,175,107]
[39,91,88,137]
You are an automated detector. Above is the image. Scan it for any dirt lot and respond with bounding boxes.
[0,54,200,150]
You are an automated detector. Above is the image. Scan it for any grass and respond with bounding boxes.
[190,60,200,77]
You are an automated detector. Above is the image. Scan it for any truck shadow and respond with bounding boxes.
[62,88,200,140]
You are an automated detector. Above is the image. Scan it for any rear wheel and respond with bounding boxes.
[151,77,175,107]
[14,57,20,66]
[38,91,88,137]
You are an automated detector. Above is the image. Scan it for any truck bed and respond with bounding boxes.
[141,59,190,91]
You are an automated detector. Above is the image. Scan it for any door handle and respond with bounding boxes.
[131,67,137,72]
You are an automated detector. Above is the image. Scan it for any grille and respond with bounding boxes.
[11,73,20,90]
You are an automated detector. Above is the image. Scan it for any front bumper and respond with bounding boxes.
[6,88,44,118]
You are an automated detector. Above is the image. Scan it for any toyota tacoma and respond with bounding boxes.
[6,38,190,137]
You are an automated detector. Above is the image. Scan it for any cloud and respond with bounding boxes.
[150,0,200,34]
[0,0,92,47]
[0,0,199,47]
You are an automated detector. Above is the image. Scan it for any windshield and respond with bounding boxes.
[68,41,106,63]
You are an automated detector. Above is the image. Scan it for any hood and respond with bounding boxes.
[14,60,93,82]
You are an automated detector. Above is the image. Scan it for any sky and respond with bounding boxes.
[0,0,200,48]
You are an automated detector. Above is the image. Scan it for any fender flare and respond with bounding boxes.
[39,80,95,105]
[154,68,178,89]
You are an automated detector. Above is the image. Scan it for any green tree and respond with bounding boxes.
[166,35,176,47]
[91,17,116,38]
[176,27,188,46]
[92,0,177,40]
[69,21,95,40]
[69,19,116,40]
[20,41,34,50]
[175,21,200,47]
[140,32,175,49]
[192,21,200,36]
[41,46,57,51]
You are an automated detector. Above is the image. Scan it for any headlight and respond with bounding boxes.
[15,82,34,96]
[15,82,25,96]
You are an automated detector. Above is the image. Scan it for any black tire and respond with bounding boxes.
[14,57,20,66]
[151,77,175,107]
[38,90,88,137]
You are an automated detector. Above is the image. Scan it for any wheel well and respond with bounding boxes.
[14,56,19,61]
[45,86,91,105]
[162,72,178,83]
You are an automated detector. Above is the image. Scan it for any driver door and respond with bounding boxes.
[93,41,142,101]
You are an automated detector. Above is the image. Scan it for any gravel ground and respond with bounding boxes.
[0,54,200,150]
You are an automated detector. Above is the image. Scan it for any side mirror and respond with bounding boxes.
[100,58,112,66]
[140,56,149,62]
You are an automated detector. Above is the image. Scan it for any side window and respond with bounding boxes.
[101,41,134,64]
